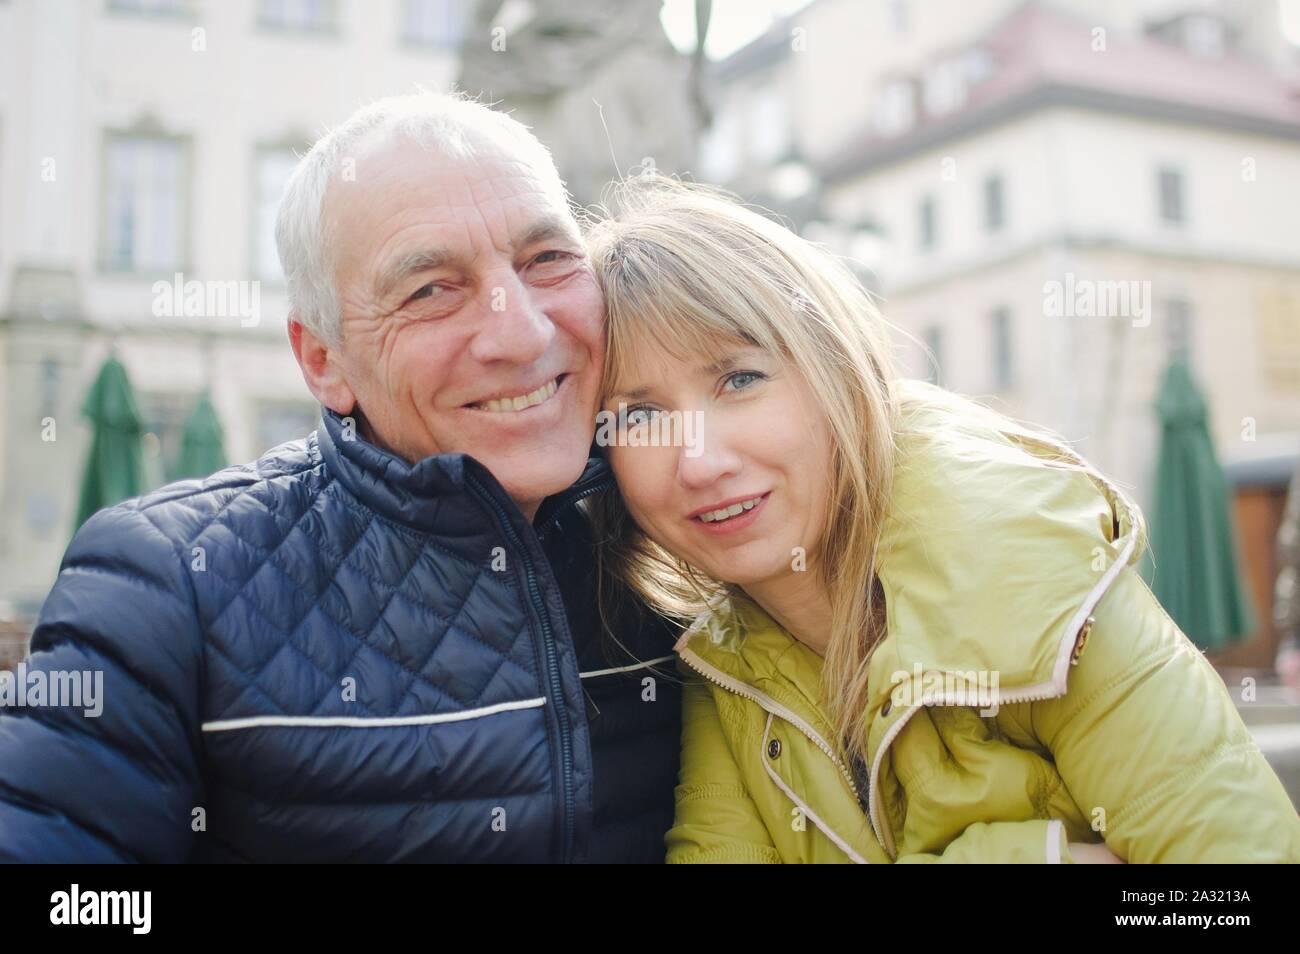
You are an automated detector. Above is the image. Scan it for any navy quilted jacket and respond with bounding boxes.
[0,409,682,862]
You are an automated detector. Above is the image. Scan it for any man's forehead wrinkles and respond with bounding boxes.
[444,193,576,248]
[464,176,547,222]
[351,156,577,301]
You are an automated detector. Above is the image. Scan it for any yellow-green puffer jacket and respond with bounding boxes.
[667,389,1300,863]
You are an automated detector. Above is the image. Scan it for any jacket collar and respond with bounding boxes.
[675,593,834,736]
[316,406,611,533]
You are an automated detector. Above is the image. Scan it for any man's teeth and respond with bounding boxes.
[698,496,764,523]
[478,378,559,413]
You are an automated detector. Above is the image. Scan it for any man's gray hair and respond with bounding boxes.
[275,91,568,344]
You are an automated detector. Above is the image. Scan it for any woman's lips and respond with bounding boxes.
[690,492,770,536]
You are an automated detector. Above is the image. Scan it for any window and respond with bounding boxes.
[39,359,61,420]
[962,48,994,87]
[137,391,192,485]
[918,194,937,251]
[887,0,908,33]
[107,0,186,14]
[1183,15,1226,58]
[254,147,299,282]
[983,174,1004,233]
[990,307,1014,390]
[101,133,188,273]
[700,110,741,182]
[258,0,335,32]
[873,78,916,137]
[1158,167,1185,226]
[750,85,789,164]
[923,325,943,385]
[402,0,469,48]
[1256,288,1300,394]
[922,58,967,117]
[1165,299,1193,360]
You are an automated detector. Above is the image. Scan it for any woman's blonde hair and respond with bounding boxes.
[584,176,900,761]
[583,175,1137,764]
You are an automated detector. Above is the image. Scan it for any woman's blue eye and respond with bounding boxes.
[723,370,765,392]
[621,406,658,428]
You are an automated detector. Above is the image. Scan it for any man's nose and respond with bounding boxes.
[467,272,555,365]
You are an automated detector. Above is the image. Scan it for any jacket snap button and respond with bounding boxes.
[767,739,781,759]
[881,699,892,717]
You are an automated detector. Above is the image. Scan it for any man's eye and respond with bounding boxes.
[409,283,436,302]
[528,250,579,276]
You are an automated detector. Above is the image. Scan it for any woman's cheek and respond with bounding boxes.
[610,451,657,519]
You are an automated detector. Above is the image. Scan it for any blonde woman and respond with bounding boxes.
[584,176,1300,864]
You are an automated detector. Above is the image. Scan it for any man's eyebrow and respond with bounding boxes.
[375,248,453,301]
[518,213,581,249]
[374,215,580,302]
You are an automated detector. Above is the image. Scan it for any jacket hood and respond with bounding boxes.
[866,385,1144,710]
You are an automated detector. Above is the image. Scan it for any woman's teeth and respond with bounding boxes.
[476,377,559,412]
[697,496,763,523]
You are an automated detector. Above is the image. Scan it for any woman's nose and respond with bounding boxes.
[676,423,743,489]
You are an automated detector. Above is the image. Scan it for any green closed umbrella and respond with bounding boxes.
[1141,357,1255,649]
[75,354,146,531]
[172,391,227,480]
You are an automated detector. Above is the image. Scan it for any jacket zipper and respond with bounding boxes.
[537,482,608,539]
[676,645,861,799]
[467,476,577,864]
[535,465,612,537]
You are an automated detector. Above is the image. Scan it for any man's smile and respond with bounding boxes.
[464,373,570,413]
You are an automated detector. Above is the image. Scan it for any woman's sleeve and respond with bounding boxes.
[1030,567,1300,863]
[665,675,782,864]
[893,819,1076,863]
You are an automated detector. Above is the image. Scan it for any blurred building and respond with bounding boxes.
[0,0,693,628]
[700,0,1300,665]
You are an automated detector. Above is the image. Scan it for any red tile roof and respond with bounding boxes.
[820,2,1300,180]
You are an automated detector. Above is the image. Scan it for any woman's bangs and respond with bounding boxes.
[603,283,760,400]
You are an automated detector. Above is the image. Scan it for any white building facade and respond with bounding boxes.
[0,0,470,616]
[699,0,1300,512]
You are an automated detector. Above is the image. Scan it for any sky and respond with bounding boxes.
[659,0,816,60]
[1282,0,1300,44]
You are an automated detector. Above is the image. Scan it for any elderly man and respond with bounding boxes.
[0,93,681,862]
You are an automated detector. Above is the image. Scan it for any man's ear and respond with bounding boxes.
[289,317,356,415]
